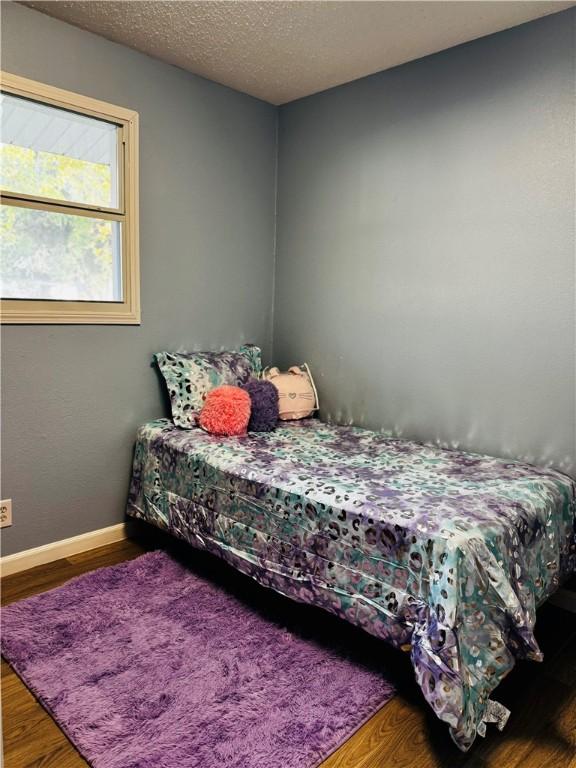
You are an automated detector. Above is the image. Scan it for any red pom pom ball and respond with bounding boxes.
[199,385,251,436]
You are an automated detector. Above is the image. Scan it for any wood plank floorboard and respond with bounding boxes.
[2,533,575,768]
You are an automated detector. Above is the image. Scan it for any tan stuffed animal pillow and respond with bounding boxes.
[263,364,319,421]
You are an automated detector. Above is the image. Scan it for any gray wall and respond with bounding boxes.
[274,10,575,478]
[2,5,574,556]
[1,3,278,555]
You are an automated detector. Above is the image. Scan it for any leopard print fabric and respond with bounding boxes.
[155,344,261,428]
[127,418,575,750]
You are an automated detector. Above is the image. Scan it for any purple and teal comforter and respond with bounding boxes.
[127,418,576,750]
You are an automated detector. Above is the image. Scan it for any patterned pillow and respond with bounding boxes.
[155,344,261,428]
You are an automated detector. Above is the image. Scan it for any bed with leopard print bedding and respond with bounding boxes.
[127,418,576,751]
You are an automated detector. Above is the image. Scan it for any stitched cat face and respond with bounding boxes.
[263,365,318,421]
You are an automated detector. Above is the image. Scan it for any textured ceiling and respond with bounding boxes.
[21,1,576,104]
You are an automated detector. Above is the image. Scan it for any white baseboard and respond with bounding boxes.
[0,522,128,577]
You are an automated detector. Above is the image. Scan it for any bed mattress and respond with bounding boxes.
[127,418,576,750]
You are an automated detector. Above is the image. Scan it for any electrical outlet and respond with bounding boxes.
[0,499,12,528]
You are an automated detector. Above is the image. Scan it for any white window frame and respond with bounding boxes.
[0,72,140,324]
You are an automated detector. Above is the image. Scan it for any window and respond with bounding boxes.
[0,72,139,323]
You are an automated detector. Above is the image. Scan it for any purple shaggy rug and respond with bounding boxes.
[1,551,395,768]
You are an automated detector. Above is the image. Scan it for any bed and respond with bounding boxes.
[127,418,576,750]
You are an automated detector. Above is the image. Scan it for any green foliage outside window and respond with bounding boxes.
[0,144,119,301]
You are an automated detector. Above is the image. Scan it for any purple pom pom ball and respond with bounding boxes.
[242,379,279,432]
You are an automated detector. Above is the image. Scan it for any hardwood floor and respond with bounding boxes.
[2,531,575,768]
